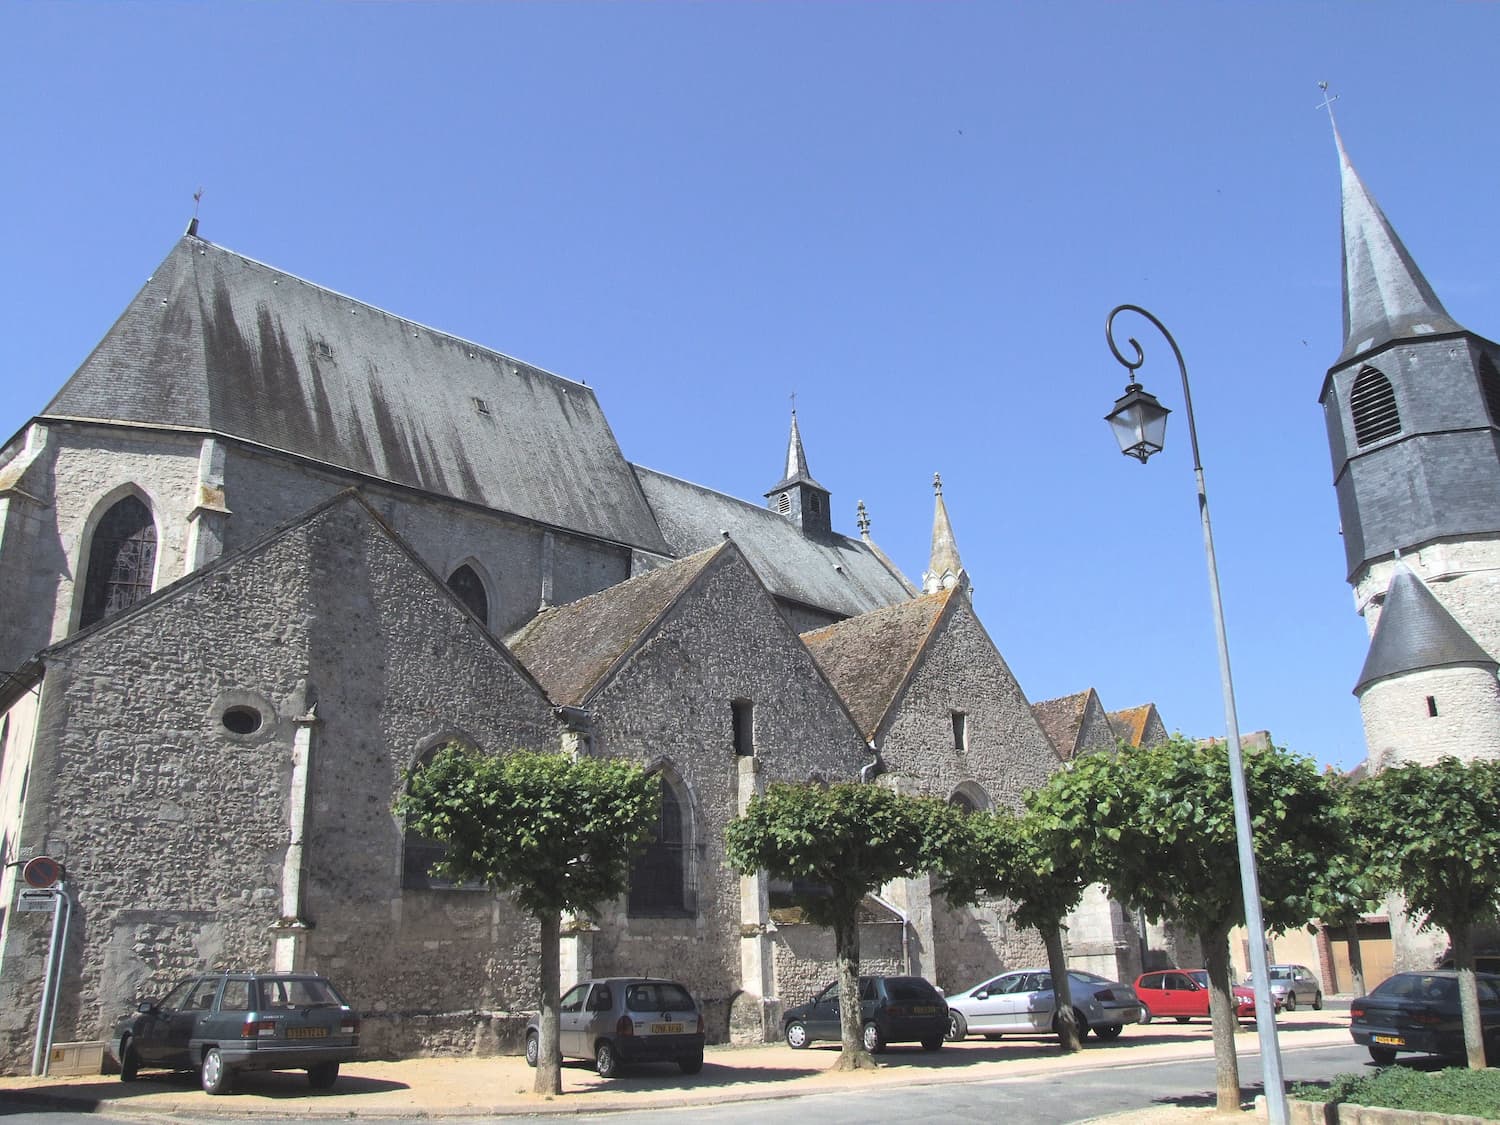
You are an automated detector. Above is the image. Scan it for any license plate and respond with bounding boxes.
[649,1022,683,1035]
[912,1006,936,1015]
[1373,1035,1403,1046]
[285,1027,329,1040]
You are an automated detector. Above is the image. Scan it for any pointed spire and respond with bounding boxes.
[1333,122,1462,363]
[1354,561,1496,694]
[922,473,965,594]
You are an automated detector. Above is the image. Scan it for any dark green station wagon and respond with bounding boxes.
[110,970,360,1094]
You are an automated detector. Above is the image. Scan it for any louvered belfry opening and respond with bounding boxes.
[79,496,157,629]
[1351,365,1402,446]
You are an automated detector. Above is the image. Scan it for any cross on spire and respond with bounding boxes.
[1316,81,1340,126]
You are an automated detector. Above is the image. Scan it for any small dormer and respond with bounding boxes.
[764,410,832,538]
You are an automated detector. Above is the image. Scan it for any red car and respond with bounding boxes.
[1133,969,1268,1022]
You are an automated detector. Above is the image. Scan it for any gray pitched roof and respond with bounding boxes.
[632,465,916,619]
[1335,128,1463,364]
[1354,563,1496,694]
[507,544,727,705]
[800,588,955,740]
[41,235,669,554]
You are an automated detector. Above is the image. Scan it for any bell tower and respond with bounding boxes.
[764,410,832,538]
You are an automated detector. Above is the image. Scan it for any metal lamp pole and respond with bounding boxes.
[1103,304,1288,1125]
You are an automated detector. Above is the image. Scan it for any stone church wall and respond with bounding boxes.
[1359,665,1500,767]
[770,921,905,1009]
[0,500,559,1070]
[580,552,870,1036]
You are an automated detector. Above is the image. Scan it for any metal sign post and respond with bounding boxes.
[21,856,71,1078]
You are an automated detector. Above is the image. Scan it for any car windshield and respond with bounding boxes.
[1269,968,1293,980]
[1374,974,1456,1003]
[256,977,347,1009]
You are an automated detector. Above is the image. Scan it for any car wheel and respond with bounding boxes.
[1284,993,1297,1012]
[1053,1008,1089,1041]
[784,1020,810,1049]
[200,1048,233,1095]
[118,1036,139,1083]
[1175,1016,1191,1024]
[307,1062,339,1090]
[1094,1024,1124,1041]
[595,1040,620,1079]
[525,1031,539,1067]
[861,1021,885,1054]
[1312,991,1323,1011]
[946,1010,968,1042]
[1139,1009,1152,1025]
[920,1035,944,1051]
[678,1052,704,1075]
[1368,1045,1397,1066]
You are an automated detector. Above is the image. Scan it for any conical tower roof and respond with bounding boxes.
[922,473,964,594]
[1354,562,1496,694]
[1335,126,1464,364]
[767,410,827,492]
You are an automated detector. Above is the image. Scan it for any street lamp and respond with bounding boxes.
[1103,304,1288,1125]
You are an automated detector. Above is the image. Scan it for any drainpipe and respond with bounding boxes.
[31,878,72,1077]
[859,742,885,784]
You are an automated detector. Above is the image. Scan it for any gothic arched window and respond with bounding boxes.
[628,773,692,917]
[79,495,157,629]
[446,564,489,626]
[1351,366,1401,447]
[402,739,478,890]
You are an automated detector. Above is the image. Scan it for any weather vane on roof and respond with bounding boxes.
[790,390,797,415]
[1316,82,1340,124]
[193,186,204,218]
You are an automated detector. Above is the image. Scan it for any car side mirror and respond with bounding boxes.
[137,1001,156,1014]
[974,991,989,1000]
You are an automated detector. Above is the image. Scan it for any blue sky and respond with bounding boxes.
[5,2,1497,770]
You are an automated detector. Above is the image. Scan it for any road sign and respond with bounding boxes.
[22,856,61,888]
[18,888,56,913]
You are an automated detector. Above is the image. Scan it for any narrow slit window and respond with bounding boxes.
[732,699,754,757]
[1426,695,1438,718]
[952,711,968,752]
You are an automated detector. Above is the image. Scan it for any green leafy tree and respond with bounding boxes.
[931,792,1094,1052]
[395,745,659,1095]
[1052,735,1343,1112]
[1355,757,1500,1069]
[1310,772,1389,1000]
[724,782,949,1070]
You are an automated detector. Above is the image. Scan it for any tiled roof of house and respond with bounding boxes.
[1030,690,1095,760]
[507,544,726,706]
[1107,704,1154,748]
[799,588,954,740]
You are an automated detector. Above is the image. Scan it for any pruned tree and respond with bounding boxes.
[1053,735,1343,1112]
[395,745,659,1095]
[1310,771,1388,1000]
[930,793,1093,1052]
[724,781,949,1070]
[1355,756,1500,1069]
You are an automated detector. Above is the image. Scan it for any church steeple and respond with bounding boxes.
[764,409,832,537]
[922,473,965,594]
[1334,125,1463,364]
[1319,121,1500,582]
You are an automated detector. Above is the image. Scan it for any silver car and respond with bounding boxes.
[943,968,1145,1042]
[524,977,704,1077]
[1248,964,1323,1011]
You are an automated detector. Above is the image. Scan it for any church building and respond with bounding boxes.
[0,227,1125,1069]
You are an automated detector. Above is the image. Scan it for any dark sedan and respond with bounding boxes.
[783,975,947,1053]
[1349,970,1500,1066]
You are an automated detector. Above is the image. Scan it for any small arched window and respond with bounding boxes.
[1479,354,1500,427]
[79,495,157,629]
[1351,366,1401,447]
[446,564,489,627]
[629,772,692,917]
[402,740,478,890]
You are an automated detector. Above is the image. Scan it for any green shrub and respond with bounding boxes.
[1290,1067,1500,1120]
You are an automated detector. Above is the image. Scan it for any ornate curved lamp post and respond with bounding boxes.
[1104,304,1288,1125]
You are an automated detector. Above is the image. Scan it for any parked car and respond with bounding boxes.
[109,970,359,1094]
[1349,970,1500,1066]
[524,977,704,1077]
[1245,963,1323,1011]
[782,975,947,1053]
[945,968,1144,1042]
[1134,968,1264,1022]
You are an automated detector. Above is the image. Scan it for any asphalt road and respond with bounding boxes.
[0,1041,1375,1125]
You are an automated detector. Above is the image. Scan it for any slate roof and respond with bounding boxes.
[800,588,954,740]
[507,544,727,706]
[1335,127,1463,365]
[40,235,669,554]
[633,465,917,619]
[1354,562,1496,694]
[1030,690,1096,760]
[766,410,828,494]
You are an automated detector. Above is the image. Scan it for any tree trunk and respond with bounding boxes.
[1044,924,1082,1053]
[1450,924,1487,1070]
[1343,921,1366,998]
[832,912,877,1070]
[534,911,563,1095]
[1202,927,1242,1114]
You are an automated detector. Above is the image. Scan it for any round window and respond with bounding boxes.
[222,706,263,735]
